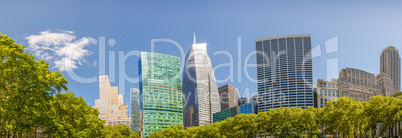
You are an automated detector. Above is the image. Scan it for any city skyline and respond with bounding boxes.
[2,1,402,113]
[3,1,402,138]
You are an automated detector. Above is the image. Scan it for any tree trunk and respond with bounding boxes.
[389,125,391,137]
[34,127,38,138]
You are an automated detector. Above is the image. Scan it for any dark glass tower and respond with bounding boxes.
[130,88,140,132]
[255,34,314,112]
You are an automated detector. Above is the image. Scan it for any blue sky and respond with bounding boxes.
[2,1,402,113]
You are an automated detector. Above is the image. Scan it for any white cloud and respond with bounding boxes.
[54,57,77,71]
[25,30,96,71]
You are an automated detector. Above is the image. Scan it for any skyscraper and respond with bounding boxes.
[218,84,238,111]
[183,34,221,127]
[380,46,401,95]
[130,88,141,132]
[255,34,314,112]
[139,52,183,137]
[94,75,130,127]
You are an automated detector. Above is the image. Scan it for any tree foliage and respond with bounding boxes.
[0,32,68,136]
[104,124,140,138]
[150,95,402,138]
[1,33,140,138]
[43,92,105,137]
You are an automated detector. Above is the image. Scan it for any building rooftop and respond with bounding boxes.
[255,34,311,42]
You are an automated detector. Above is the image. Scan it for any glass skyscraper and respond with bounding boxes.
[139,52,183,137]
[255,34,314,112]
[182,35,221,127]
[130,88,141,132]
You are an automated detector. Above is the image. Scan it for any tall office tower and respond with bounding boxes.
[218,84,239,111]
[380,46,401,94]
[338,68,381,101]
[316,79,339,108]
[130,88,141,132]
[255,34,314,112]
[183,34,221,127]
[238,97,249,106]
[139,52,183,137]
[376,73,397,96]
[94,75,131,127]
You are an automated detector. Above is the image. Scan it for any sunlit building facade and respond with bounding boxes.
[256,34,314,112]
[376,73,397,96]
[218,84,238,111]
[380,46,400,95]
[316,79,339,108]
[183,35,221,127]
[139,52,183,137]
[94,75,130,128]
[338,68,381,101]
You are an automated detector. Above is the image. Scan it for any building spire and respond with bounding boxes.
[193,33,196,44]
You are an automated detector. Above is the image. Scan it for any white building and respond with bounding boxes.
[182,34,221,127]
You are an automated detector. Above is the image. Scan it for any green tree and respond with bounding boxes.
[220,114,258,138]
[43,92,104,137]
[189,123,223,138]
[300,107,320,138]
[105,124,139,138]
[149,125,187,138]
[147,96,402,138]
[366,95,402,137]
[331,97,356,137]
[0,33,68,136]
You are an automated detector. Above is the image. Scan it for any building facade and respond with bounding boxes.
[139,52,183,137]
[338,68,381,101]
[218,84,238,111]
[256,34,314,112]
[130,88,141,132]
[316,79,339,108]
[376,73,397,96]
[182,36,221,127]
[380,46,400,95]
[250,95,258,103]
[94,75,131,127]
[213,102,258,123]
[238,97,249,106]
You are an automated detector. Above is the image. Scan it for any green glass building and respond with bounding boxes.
[139,52,183,137]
